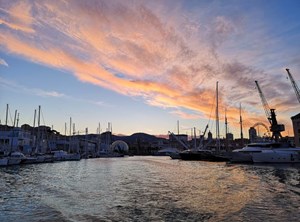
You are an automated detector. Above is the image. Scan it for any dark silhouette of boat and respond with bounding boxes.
[179,149,229,161]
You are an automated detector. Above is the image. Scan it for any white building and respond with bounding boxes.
[0,126,32,153]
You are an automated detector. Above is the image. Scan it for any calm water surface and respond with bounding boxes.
[1,156,300,221]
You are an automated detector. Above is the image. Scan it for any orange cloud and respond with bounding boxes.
[0,0,297,137]
[0,1,34,33]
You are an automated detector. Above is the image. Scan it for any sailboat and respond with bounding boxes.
[179,82,229,162]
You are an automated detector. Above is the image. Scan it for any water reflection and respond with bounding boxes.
[1,157,300,221]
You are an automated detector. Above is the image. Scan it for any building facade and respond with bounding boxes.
[291,113,300,147]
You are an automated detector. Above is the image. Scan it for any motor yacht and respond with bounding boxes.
[230,142,300,163]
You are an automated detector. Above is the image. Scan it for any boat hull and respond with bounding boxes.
[252,150,300,163]
[0,158,8,166]
[180,151,229,161]
[229,152,253,163]
[7,158,22,165]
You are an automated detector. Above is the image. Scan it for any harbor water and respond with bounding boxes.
[1,156,300,221]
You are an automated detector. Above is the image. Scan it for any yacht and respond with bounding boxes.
[179,149,229,161]
[0,151,8,166]
[7,151,26,165]
[251,147,300,163]
[0,157,8,166]
[155,147,180,159]
[230,143,270,163]
[230,142,300,163]
[52,150,81,161]
[21,153,53,164]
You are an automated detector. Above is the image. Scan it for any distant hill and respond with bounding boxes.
[112,132,165,143]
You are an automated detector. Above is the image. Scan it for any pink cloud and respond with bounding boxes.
[0,1,34,33]
[0,0,297,136]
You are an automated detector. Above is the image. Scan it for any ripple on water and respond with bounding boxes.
[1,157,300,221]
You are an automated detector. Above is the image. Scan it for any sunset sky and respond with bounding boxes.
[0,0,300,138]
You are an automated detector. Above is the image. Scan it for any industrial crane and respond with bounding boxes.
[168,131,189,150]
[255,81,285,142]
[285,69,300,103]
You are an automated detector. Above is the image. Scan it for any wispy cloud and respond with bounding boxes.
[0,58,8,67]
[0,77,65,98]
[0,76,109,108]
[0,0,298,135]
[0,1,34,33]
[34,90,65,98]
[170,109,202,120]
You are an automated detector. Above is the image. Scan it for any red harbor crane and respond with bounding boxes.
[255,81,285,142]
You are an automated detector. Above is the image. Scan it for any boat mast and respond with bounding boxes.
[73,123,75,135]
[69,117,72,153]
[5,104,8,126]
[225,108,228,150]
[16,113,19,127]
[97,122,101,154]
[85,127,88,157]
[37,105,41,153]
[69,117,72,136]
[98,122,101,145]
[216,82,220,152]
[64,122,67,151]
[240,103,244,147]
[194,127,196,150]
[13,110,17,127]
[33,109,36,127]
[38,106,40,127]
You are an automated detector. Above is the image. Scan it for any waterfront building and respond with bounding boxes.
[0,125,32,153]
[226,133,234,141]
[291,113,300,147]
[169,134,188,150]
[249,127,257,143]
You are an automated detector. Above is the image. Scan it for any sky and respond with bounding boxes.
[0,0,300,139]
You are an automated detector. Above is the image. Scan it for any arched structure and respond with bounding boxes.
[111,140,129,154]
[252,122,270,136]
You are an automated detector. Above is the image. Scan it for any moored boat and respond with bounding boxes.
[52,150,81,161]
[229,143,273,163]
[0,158,8,166]
[229,142,300,163]
[21,154,53,164]
[7,151,26,165]
[179,149,229,161]
[251,148,300,163]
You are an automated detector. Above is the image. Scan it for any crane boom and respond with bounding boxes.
[286,69,300,103]
[255,81,272,125]
[168,131,189,150]
[197,124,208,150]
